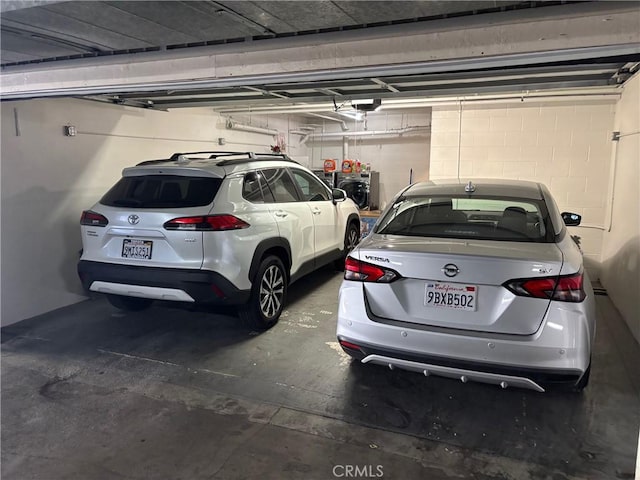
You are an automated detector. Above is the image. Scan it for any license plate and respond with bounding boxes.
[425,282,477,311]
[122,239,153,259]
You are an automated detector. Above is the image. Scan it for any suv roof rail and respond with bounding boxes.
[136,158,172,166]
[169,151,251,161]
[135,151,297,167]
[136,151,253,166]
[215,153,297,166]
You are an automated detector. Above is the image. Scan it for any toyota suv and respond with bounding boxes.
[77,151,360,329]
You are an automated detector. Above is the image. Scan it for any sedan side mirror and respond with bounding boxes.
[561,212,581,226]
[332,188,347,203]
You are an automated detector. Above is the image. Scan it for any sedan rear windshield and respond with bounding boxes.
[376,195,555,242]
[100,175,222,208]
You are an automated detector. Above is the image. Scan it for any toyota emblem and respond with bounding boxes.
[128,214,140,225]
[442,263,459,277]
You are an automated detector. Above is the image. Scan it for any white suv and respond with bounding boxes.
[77,151,360,329]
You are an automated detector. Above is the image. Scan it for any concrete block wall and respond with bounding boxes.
[601,73,640,344]
[430,100,616,278]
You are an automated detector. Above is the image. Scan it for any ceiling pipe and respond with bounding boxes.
[215,88,620,115]
[226,119,278,136]
[307,113,349,131]
[304,125,430,142]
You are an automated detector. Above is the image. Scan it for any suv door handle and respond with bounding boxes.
[274,210,288,218]
[311,208,322,215]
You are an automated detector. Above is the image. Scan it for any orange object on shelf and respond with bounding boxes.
[342,159,354,173]
[323,159,337,173]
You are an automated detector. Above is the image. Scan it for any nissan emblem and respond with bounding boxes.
[442,264,459,277]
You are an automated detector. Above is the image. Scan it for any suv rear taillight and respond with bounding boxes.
[504,271,585,302]
[163,215,250,231]
[80,210,108,227]
[344,256,399,283]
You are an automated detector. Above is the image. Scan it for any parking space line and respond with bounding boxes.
[97,348,180,367]
[97,348,240,379]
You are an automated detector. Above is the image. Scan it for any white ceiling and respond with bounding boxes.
[1,1,639,118]
[0,1,530,66]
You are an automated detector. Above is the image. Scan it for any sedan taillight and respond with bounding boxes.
[504,271,585,302]
[344,256,399,283]
[80,210,108,227]
[163,215,250,231]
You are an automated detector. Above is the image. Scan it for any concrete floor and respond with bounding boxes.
[2,267,639,480]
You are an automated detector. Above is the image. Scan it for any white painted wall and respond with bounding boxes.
[429,100,616,278]
[601,73,640,344]
[0,98,306,326]
[306,110,431,208]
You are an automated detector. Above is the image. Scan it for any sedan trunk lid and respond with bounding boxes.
[358,235,564,335]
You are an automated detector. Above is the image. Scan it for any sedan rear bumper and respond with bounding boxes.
[363,354,546,392]
[337,281,593,391]
[78,260,250,305]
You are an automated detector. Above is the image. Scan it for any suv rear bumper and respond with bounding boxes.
[78,260,250,305]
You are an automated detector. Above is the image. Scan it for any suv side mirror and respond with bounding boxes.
[332,188,347,203]
[561,212,581,226]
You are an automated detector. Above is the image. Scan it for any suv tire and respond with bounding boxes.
[334,222,360,270]
[106,294,153,312]
[239,255,287,330]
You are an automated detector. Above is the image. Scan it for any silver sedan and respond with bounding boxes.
[337,180,595,393]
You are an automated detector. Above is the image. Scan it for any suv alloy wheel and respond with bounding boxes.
[239,255,287,329]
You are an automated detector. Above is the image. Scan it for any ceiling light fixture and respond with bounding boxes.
[351,98,382,112]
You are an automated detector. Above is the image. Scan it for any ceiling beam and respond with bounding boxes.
[243,86,289,99]
[317,88,343,96]
[371,78,400,93]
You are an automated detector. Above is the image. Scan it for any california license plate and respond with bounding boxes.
[122,239,153,259]
[425,282,477,311]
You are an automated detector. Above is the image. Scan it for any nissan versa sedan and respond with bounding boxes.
[337,180,595,392]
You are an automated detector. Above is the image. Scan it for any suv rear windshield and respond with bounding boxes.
[376,195,555,242]
[100,175,222,208]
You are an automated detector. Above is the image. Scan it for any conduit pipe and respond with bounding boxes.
[226,119,278,136]
[216,89,619,115]
[303,125,430,142]
[307,113,349,131]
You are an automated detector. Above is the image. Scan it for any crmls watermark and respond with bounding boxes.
[332,465,384,478]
